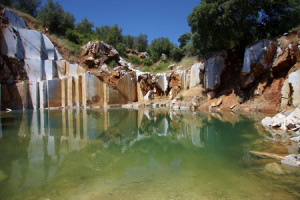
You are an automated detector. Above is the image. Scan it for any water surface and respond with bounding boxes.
[0,108,299,200]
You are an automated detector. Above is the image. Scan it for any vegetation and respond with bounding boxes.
[147,37,174,62]
[187,0,300,57]
[2,0,298,69]
[1,0,41,16]
[128,55,141,65]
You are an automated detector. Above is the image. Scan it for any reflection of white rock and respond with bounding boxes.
[157,118,168,136]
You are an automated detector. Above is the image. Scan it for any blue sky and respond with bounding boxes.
[50,0,200,45]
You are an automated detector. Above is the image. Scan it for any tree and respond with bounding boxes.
[188,0,300,57]
[0,0,14,6]
[178,32,191,48]
[148,37,174,62]
[62,12,75,31]
[170,47,185,62]
[96,25,110,41]
[14,0,42,16]
[37,0,65,34]
[123,35,135,49]
[75,17,94,35]
[105,24,123,47]
[134,34,148,52]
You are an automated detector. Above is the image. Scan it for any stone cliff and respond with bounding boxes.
[0,8,299,113]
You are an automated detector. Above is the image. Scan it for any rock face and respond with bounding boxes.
[241,40,277,88]
[2,8,27,29]
[281,69,300,108]
[0,8,139,109]
[81,41,119,68]
[168,71,185,99]
[204,52,226,91]
[190,62,204,88]
[155,73,168,94]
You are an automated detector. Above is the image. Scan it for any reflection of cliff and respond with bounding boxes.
[0,109,262,198]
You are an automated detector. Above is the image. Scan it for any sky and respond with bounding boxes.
[49,0,200,45]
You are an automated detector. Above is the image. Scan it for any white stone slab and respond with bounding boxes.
[47,79,62,107]
[1,27,25,60]
[84,72,103,107]
[39,81,47,108]
[24,59,42,82]
[156,73,168,92]
[3,8,27,29]
[18,29,47,60]
[190,63,204,88]
[288,69,300,107]
[45,60,58,80]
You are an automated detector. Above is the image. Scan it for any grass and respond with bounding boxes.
[138,56,199,73]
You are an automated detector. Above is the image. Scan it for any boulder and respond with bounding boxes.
[190,62,204,88]
[241,40,277,88]
[265,162,286,175]
[204,52,226,90]
[139,52,149,59]
[262,108,300,131]
[281,154,300,167]
[168,64,175,70]
[81,41,119,67]
[284,108,300,130]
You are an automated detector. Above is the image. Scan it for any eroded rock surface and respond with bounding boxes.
[241,40,277,88]
[204,52,226,91]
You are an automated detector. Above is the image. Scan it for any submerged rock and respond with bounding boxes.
[265,162,286,175]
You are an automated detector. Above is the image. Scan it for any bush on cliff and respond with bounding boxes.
[170,47,185,62]
[148,37,174,62]
[188,0,300,57]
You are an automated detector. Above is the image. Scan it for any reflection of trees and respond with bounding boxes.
[98,127,121,143]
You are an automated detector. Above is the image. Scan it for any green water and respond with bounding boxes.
[0,109,299,200]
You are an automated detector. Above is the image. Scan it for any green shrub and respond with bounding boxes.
[116,43,127,57]
[65,29,83,44]
[142,66,150,72]
[107,59,118,69]
[128,55,141,65]
[170,47,185,62]
[141,58,153,66]
[153,61,170,72]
